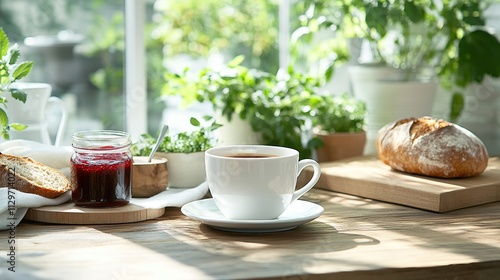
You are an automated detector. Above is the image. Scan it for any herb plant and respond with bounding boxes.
[0,28,33,139]
[163,57,327,159]
[312,93,366,134]
[132,116,222,156]
[249,67,324,159]
[163,55,272,122]
[294,0,500,121]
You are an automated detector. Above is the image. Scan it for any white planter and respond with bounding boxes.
[349,65,437,155]
[5,83,68,146]
[349,64,406,84]
[155,151,206,188]
[213,111,261,146]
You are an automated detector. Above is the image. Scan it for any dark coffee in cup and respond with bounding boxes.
[226,153,277,159]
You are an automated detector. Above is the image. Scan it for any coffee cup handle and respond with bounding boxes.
[47,96,68,146]
[292,159,321,202]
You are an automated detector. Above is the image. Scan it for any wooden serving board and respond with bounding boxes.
[299,156,500,213]
[25,202,165,225]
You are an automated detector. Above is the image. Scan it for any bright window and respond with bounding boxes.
[0,0,283,144]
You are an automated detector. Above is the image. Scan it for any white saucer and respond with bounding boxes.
[181,198,324,233]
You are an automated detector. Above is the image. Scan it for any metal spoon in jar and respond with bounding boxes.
[147,124,169,163]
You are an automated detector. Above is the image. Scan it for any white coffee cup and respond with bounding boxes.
[6,82,67,146]
[205,145,321,220]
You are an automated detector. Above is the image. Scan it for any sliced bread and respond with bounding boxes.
[0,153,70,198]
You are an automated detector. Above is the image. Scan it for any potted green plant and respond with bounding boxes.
[312,93,367,162]
[162,56,325,159]
[162,55,270,146]
[0,28,33,139]
[295,1,500,116]
[293,0,500,153]
[249,66,324,159]
[132,116,221,188]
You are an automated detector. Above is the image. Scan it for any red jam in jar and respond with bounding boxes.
[71,130,132,208]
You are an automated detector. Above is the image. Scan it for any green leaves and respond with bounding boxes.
[10,123,27,131]
[0,28,8,57]
[459,1,485,26]
[189,117,201,127]
[152,0,279,73]
[312,93,366,133]
[8,49,19,65]
[12,61,34,81]
[248,67,325,159]
[0,28,33,139]
[450,92,464,122]
[227,55,245,68]
[9,89,27,103]
[163,55,272,122]
[294,0,500,122]
[458,30,500,86]
[163,56,330,159]
[0,108,27,140]
[132,116,221,155]
[1,28,34,85]
[0,108,8,128]
[404,1,425,23]
[364,2,389,39]
[452,29,500,120]
[0,63,8,86]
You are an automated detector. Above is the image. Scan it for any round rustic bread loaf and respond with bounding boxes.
[376,117,489,178]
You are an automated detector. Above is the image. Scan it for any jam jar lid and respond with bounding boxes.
[72,130,131,151]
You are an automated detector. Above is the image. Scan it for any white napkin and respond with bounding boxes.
[0,190,71,230]
[0,140,209,231]
[132,181,208,208]
[0,140,73,230]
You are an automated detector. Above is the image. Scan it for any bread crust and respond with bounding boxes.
[377,117,489,178]
[0,153,70,198]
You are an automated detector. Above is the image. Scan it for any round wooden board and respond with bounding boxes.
[24,202,165,225]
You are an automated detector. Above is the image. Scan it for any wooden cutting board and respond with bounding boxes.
[299,156,500,212]
[25,202,165,225]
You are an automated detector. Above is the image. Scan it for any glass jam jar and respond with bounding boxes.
[71,130,132,208]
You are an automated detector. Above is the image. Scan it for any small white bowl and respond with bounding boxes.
[156,151,206,188]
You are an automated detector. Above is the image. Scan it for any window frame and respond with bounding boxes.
[124,0,290,139]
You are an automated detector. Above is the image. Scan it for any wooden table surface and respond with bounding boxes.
[2,188,500,280]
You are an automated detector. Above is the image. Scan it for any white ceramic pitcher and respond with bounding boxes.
[6,82,68,146]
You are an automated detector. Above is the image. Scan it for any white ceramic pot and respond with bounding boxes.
[348,65,437,155]
[213,110,261,146]
[5,82,68,146]
[156,151,206,188]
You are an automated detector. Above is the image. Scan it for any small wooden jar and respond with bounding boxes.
[132,156,168,198]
